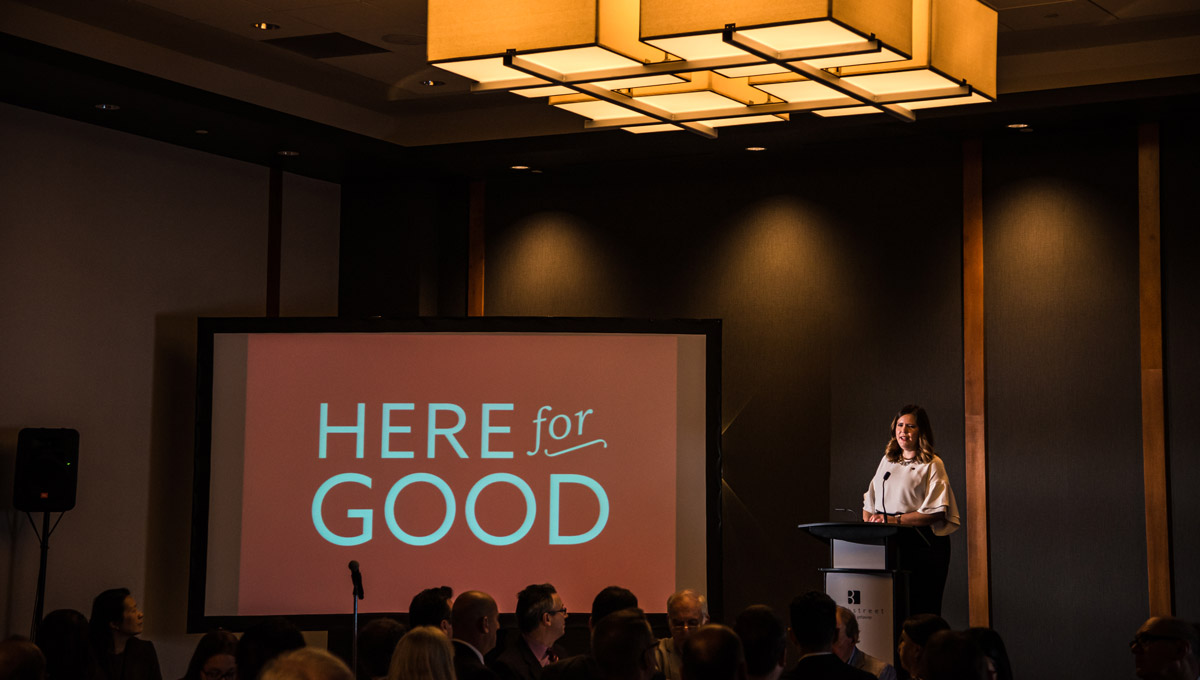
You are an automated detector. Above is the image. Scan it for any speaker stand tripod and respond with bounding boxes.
[27,510,66,640]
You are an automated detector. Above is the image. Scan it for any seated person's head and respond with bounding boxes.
[357,618,406,680]
[409,587,453,637]
[1130,616,1200,680]
[920,630,988,680]
[0,638,46,680]
[183,630,238,680]
[832,607,858,663]
[667,590,710,649]
[898,614,950,678]
[387,626,454,680]
[733,606,785,680]
[965,627,1013,680]
[590,586,638,629]
[591,608,657,680]
[261,648,352,680]
[36,609,94,680]
[788,591,837,653]
[450,591,500,656]
[681,624,746,680]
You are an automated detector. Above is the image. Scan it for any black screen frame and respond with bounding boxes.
[187,316,722,633]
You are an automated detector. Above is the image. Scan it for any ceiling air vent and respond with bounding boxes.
[263,33,389,59]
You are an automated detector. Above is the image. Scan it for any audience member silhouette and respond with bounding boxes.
[387,626,455,680]
[489,583,568,680]
[261,648,353,680]
[918,631,987,680]
[732,606,785,680]
[357,618,406,680]
[37,608,98,680]
[179,630,237,680]
[1130,616,1200,680]
[896,615,949,680]
[780,592,873,680]
[833,607,895,680]
[680,624,746,680]
[451,591,501,680]
[543,585,639,680]
[90,588,162,680]
[590,608,657,680]
[964,628,1012,680]
[656,590,710,680]
[409,588,454,638]
[0,637,46,680]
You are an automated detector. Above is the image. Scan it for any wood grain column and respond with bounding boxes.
[962,138,990,627]
[468,180,485,317]
[1138,123,1172,615]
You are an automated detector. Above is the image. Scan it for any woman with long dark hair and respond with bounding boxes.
[862,405,961,616]
[179,630,238,680]
[90,588,163,680]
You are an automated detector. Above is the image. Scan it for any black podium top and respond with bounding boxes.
[798,521,915,545]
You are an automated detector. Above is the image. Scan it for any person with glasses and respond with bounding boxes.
[180,630,237,680]
[489,583,569,680]
[655,590,710,680]
[1130,616,1200,680]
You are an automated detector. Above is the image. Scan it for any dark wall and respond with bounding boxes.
[1162,117,1200,617]
[984,127,1145,678]
[481,135,969,624]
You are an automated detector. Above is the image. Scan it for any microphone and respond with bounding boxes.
[881,471,891,521]
[349,560,364,600]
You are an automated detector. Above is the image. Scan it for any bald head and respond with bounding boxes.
[1132,616,1200,680]
[452,591,501,655]
[681,624,746,680]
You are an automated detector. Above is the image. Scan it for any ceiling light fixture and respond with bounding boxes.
[94,104,120,111]
[254,22,281,31]
[427,0,997,138]
[277,150,300,157]
[745,146,766,151]
[510,165,530,170]
[422,80,445,87]
[1007,123,1029,129]
[194,129,209,135]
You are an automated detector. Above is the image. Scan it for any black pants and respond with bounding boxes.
[897,526,951,617]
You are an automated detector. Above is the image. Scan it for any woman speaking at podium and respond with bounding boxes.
[862,404,960,616]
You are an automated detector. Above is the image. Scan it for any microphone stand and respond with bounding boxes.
[349,562,364,674]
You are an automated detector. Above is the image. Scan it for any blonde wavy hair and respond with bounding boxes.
[387,626,455,680]
[884,404,936,464]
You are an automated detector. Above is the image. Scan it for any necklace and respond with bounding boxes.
[898,456,918,467]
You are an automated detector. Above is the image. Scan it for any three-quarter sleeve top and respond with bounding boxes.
[862,454,961,536]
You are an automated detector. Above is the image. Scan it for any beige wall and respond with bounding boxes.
[0,102,339,676]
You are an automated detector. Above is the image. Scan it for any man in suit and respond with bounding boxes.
[489,583,568,680]
[452,591,502,680]
[833,607,896,680]
[779,592,874,680]
[680,624,745,680]
[410,586,454,637]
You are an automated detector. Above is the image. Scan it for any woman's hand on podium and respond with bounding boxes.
[866,513,887,523]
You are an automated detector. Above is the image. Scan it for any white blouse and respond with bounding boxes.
[863,454,961,537]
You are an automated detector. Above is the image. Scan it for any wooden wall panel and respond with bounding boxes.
[962,138,989,627]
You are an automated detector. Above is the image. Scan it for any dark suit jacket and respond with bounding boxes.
[780,653,877,680]
[488,636,546,680]
[455,640,500,680]
[541,654,600,680]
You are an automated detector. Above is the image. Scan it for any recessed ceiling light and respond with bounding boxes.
[422,80,445,87]
[253,22,280,30]
[277,150,300,157]
[1007,123,1029,129]
[194,129,209,135]
[511,165,529,170]
[745,146,766,152]
[94,104,120,111]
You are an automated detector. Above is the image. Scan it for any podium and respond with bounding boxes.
[799,522,915,665]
